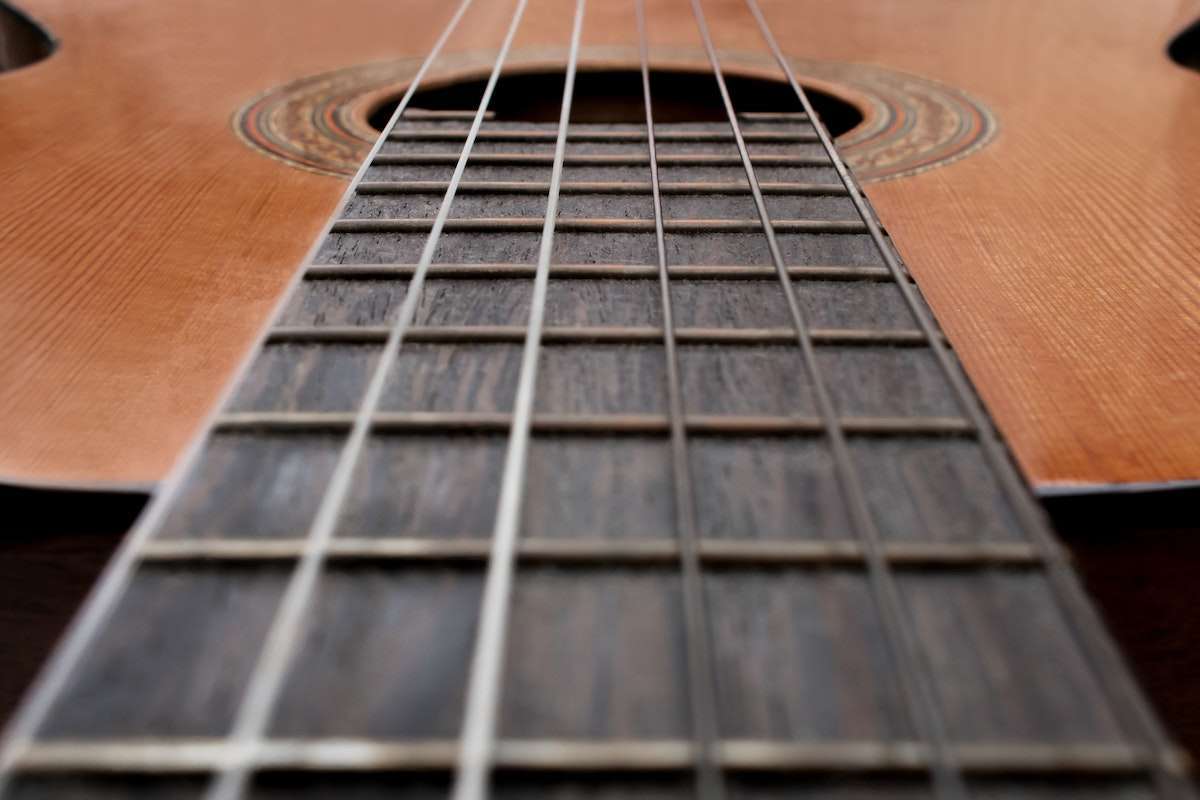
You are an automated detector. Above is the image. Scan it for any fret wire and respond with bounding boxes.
[386,128,821,143]
[136,537,1046,568]
[304,263,901,280]
[356,179,850,195]
[0,0,483,795]
[204,1,530,798]
[370,152,830,167]
[450,2,585,798]
[13,738,1175,776]
[330,217,868,233]
[742,1,1195,797]
[264,324,936,346]
[686,1,968,798]
[638,2,725,798]
[208,411,974,437]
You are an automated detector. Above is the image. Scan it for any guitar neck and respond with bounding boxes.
[1,2,1191,798]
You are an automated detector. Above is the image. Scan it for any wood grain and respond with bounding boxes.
[0,0,1198,488]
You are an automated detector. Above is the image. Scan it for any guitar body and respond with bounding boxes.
[3,1,1200,797]
[1,0,1198,491]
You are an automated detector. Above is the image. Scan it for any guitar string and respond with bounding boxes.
[742,1,1195,797]
[203,1,535,798]
[0,0,478,795]
[449,1,586,797]
[685,0,969,797]
[636,1,725,797]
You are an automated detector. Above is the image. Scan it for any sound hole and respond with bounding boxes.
[0,1,54,73]
[1169,17,1200,72]
[368,68,863,136]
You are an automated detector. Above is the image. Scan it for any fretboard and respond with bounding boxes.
[1,0,1192,798]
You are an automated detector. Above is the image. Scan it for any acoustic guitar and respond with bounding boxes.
[1,0,1199,798]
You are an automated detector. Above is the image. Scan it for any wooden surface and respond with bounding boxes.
[6,487,1200,765]
[1,0,1199,489]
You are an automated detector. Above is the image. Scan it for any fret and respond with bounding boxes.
[330,217,869,233]
[386,128,821,144]
[356,180,851,195]
[370,152,832,167]
[13,738,1179,776]
[402,109,497,121]
[209,411,973,437]
[136,538,1045,567]
[303,263,901,280]
[264,326,937,346]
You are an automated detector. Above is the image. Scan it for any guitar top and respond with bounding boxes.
[1,0,1199,490]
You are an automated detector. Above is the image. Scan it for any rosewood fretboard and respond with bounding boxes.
[1,0,1192,798]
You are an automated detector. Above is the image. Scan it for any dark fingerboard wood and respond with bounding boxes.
[1,5,1192,799]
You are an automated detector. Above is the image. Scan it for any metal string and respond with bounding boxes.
[741,2,1195,797]
[203,1,534,797]
[450,1,587,798]
[0,1,478,796]
[685,0,968,797]
[636,1,725,797]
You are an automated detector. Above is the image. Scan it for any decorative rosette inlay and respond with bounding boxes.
[235,47,996,183]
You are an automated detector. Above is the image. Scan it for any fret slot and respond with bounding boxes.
[677,345,816,416]
[535,344,668,415]
[382,343,524,413]
[500,568,691,740]
[849,438,1024,543]
[269,566,483,739]
[522,436,675,539]
[900,571,1132,746]
[279,278,408,328]
[155,432,344,540]
[794,280,922,330]
[227,343,381,413]
[662,191,861,221]
[690,437,850,540]
[336,435,507,540]
[545,279,662,327]
[662,230,882,267]
[705,569,913,742]
[670,280,793,329]
[414,278,533,327]
[816,346,962,418]
[34,565,290,739]
[318,229,547,266]
[654,163,840,184]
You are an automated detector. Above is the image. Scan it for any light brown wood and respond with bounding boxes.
[0,0,1198,488]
